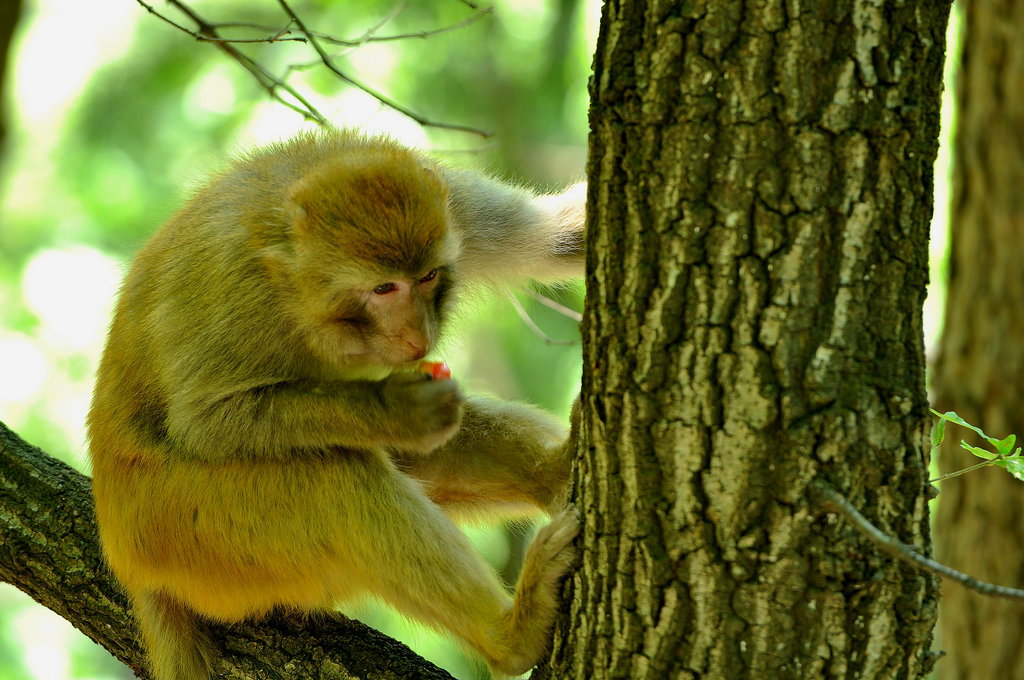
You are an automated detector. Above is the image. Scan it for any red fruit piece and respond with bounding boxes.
[419,361,451,381]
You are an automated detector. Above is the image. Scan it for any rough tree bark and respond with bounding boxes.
[541,2,949,679]
[932,1,1024,678]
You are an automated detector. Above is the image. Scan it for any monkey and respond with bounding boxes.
[86,129,586,680]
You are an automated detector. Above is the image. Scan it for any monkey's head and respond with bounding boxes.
[283,147,462,371]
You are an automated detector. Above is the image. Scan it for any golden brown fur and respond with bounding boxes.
[87,130,585,679]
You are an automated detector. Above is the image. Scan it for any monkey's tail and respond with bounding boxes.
[134,590,215,680]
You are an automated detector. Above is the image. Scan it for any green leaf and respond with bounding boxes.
[933,410,993,441]
[932,409,1014,450]
[995,458,1024,482]
[932,409,1024,481]
[995,433,1017,457]
[931,417,946,448]
[961,441,997,460]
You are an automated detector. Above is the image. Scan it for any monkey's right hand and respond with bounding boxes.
[379,372,465,454]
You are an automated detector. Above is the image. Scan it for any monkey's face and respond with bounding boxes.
[289,243,459,372]
[284,149,461,371]
[319,258,456,368]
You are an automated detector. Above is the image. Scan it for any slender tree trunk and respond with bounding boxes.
[0,0,21,156]
[543,2,949,678]
[932,2,1024,678]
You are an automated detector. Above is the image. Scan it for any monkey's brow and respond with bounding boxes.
[342,226,443,274]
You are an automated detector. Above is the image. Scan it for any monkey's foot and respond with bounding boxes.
[494,507,581,676]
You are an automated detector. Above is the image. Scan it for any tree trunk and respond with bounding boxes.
[546,2,949,678]
[932,2,1024,678]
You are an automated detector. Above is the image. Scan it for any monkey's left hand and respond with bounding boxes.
[379,371,465,454]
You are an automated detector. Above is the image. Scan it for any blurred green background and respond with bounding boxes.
[0,1,598,678]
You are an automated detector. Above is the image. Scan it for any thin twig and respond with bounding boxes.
[336,6,494,44]
[341,2,406,46]
[812,479,1024,601]
[145,0,328,125]
[204,3,489,49]
[136,1,305,43]
[506,291,578,346]
[524,289,583,322]
[929,458,1000,484]
[275,0,492,138]
[277,6,404,80]
[137,0,493,135]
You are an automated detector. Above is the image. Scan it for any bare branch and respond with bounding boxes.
[135,1,304,44]
[135,0,494,137]
[339,1,407,46]
[275,0,492,137]
[138,0,329,125]
[813,479,1024,602]
[506,290,579,346]
[525,288,583,323]
[318,5,495,45]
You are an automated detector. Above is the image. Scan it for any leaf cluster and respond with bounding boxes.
[930,409,1024,482]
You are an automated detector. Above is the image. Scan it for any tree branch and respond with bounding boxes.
[505,290,579,346]
[156,0,329,126]
[134,0,493,137]
[813,479,1024,602]
[274,0,491,137]
[0,421,455,679]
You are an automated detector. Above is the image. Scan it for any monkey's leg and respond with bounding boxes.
[392,396,577,518]
[132,589,215,680]
[498,506,580,674]
[118,451,576,675]
[321,458,579,675]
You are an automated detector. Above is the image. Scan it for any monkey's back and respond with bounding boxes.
[88,130,406,461]
[86,130,425,601]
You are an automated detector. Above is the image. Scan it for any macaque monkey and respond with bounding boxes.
[87,129,586,680]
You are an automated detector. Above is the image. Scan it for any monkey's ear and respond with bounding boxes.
[290,203,314,238]
[288,181,320,237]
[258,242,294,276]
[419,163,449,197]
[291,201,311,230]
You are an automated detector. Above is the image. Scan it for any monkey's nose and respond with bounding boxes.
[407,341,427,360]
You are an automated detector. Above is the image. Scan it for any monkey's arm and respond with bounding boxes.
[392,396,579,517]
[443,168,586,284]
[164,373,463,460]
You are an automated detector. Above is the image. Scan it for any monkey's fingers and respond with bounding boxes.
[531,506,582,568]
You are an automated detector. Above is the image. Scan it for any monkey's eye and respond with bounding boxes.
[373,282,398,295]
[420,269,439,283]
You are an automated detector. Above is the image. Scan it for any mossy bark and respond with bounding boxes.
[544,2,951,678]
